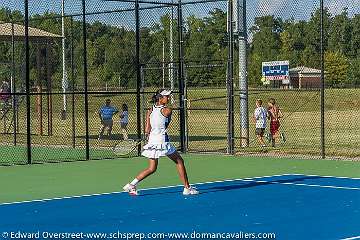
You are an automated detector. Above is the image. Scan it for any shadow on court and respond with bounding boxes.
[139,176,322,197]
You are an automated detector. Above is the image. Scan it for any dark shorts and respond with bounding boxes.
[256,128,265,136]
[102,119,113,127]
[270,120,280,135]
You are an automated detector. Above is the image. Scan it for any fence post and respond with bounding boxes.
[24,0,32,164]
[11,21,17,146]
[227,0,235,154]
[46,42,53,136]
[177,0,186,153]
[71,17,76,149]
[61,0,68,120]
[82,0,90,160]
[238,0,249,148]
[135,0,142,155]
[320,0,325,159]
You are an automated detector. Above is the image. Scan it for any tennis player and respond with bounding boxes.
[267,98,284,147]
[123,89,199,196]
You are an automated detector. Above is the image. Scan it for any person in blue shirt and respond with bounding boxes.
[98,99,118,140]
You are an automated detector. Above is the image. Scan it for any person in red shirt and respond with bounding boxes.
[267,98,285,147]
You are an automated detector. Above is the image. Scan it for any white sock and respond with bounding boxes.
[130,178,139,186]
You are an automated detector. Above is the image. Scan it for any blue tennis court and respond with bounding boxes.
[0,174,359,240]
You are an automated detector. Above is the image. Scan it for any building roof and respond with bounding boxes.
[290,66,321,75]
[0,22,62,42]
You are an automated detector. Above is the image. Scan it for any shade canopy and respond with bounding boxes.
[0,22,62,42]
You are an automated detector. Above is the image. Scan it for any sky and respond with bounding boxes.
[255,0,360,19]
[1,0,359,30]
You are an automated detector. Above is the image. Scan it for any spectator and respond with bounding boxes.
[119,103,129,140]
[98,98,119,140]
[254,99,267,148]
[267,98,285,147]
[0,81,11,109]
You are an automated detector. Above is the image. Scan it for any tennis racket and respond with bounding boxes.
[113,139,143,157]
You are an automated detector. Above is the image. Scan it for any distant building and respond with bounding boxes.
[290,66,321,89]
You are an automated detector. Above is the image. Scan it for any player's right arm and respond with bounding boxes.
[144,108,152,140]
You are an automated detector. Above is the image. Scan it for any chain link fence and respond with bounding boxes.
[182,0,229,152]
[0,0,359,165]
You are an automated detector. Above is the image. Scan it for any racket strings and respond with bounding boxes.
[113,140,138,156]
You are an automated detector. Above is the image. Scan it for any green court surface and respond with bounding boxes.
[0,154,359,204]
[0,145,114,164]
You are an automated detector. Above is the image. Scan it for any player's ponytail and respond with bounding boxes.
[152,89,165,104]
[151,93,159,104]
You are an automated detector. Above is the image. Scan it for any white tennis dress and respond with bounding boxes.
[142,105,176,159]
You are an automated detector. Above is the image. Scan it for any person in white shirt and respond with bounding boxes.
[123,89,199,196]
[254,99,267,148]
[119,104,129,140]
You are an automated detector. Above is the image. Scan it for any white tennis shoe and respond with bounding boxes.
[183,186,199,195]
[123,183,138,196]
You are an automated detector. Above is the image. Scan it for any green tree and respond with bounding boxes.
[248,52,262,86]
[250,15,283,60]
[348,57,360,86]
[300,45,320,68]
[105,30,136,88]
[325,51,349,87]
[279,20,306,67]
[0,8,23,22]
[350,14,360,57]
[3,5,360,90]
[203,9,227,86]
[328,9,352,56]
[248,15,283,86]
[185,15,209,74]
[301,8,331,69]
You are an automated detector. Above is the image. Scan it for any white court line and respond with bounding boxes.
[240,179,360,191]
[0,174,289,206]
[1,173,359,206]
[341,236,360,240]
[283,173,360,180]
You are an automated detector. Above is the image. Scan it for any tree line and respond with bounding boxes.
[0,7,359,89]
